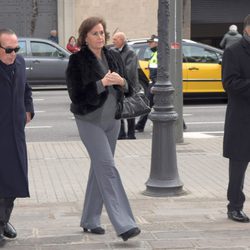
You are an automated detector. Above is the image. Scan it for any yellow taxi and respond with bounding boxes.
[128,39,225,99]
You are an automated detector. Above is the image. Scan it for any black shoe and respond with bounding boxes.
[118,135,127,140]
[135,124,144,132]
[0,234,4,242]
[0,234,6,247]
[3,222,17,238]
[127,135,136,140]
[183,124,187,131]
[83,227,105,234]
[135,127,144,133]
[119,227,141,241]
[227,210,250,223]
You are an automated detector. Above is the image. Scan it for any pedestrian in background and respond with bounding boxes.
[0,28,34,244]
[48,29,58,43]
[112,31,139,140]
[66,36,80,53]
[135,34,158,132]
[222,14,250,223]
[66,16,140,241]
[220,24,242,49]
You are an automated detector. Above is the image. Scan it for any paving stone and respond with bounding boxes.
[7,138,250,249]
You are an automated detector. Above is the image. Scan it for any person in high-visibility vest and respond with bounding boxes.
[148,37,158,84]
[135,35,158,132]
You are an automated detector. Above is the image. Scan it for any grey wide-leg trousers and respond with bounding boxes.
[75,118,137,235]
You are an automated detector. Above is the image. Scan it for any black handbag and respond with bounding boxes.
[120,92,151,119]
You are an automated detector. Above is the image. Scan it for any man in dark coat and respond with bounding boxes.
[112,32,139,139]
[0,28,34,243]
[222,14,250,223]
[48,29,59,44]
[220,24,242,49]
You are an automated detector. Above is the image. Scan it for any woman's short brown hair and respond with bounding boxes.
[68,36,76,43]
[77,16,110,47]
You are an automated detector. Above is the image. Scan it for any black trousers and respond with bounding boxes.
[136,83,154,130]
[227,159,248,212]
[0,198,15,234]
[119,118,135,138]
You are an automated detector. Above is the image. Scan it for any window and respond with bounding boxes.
[31,42,61,57]
[18,41,27,56]
[183,45,219,63]
[131,43,152,60]
[143,47,153,61]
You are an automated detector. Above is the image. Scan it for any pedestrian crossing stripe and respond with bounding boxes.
[184,131,224,138]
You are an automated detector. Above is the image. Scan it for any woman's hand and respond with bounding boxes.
[101,71,125,87]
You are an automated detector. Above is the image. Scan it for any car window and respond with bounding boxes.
[143,47,153,60]
[18,41,27,56]
[131,43,152,60]
[183,45,219,63]
[31,42,62,57]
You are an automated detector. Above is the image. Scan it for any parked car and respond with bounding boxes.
[17,38,71,87]
[127,39,225,99]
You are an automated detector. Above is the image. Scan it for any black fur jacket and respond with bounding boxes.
[66,45,133,119]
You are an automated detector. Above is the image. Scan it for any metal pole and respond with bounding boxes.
[144,0,184,197]
[182,0,191,39]
[170,0,184,143]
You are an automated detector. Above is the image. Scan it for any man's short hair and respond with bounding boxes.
[0,28,15,44]
[244,14,250,29]
[229,25,237,32]
[0,28,15,37]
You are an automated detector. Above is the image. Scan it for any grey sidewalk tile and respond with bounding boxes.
[24,137,236,206]
[41,244,109,250]
[194,237,250,248]
[196,248,246,250]
[10,199,250,249]
[148,239,194,249]
[9,137,250,248]
[3,246,40,250]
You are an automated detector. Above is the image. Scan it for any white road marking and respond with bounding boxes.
[186,121,224,125]
[34,110,45,113]
[185,106,226,109]
[191,131,224,134]
[184,131,224,138]
[33,98,44,101]
[26,126,52,129]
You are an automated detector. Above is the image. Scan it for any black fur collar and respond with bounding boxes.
[78,45,119,73]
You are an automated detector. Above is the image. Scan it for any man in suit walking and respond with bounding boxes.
[0,28,34,244]
[222,14,250,223]
[112,32,139,139]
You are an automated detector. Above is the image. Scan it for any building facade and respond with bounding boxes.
[0,0,57,39]
[0,0,249,48]
[58,0,158,47]
[191,0,250,47]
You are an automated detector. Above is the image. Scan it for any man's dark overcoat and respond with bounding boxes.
[0,55,34,197]
[119,43,139,91]
[223,37,250,161]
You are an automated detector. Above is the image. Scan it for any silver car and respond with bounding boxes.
[18,38,71,87]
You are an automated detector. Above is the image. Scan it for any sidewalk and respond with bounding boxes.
[4,137,250,249]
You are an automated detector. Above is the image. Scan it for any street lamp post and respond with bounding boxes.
[144,0,183,197]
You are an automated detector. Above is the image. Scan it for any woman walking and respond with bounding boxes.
[66,16,140,241]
